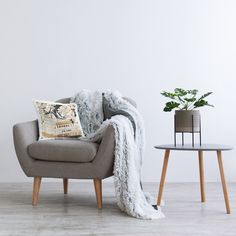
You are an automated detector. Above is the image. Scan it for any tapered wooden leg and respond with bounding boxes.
[63,178,68,194]
[217,151,231,214]
[198,151,205,202]
[93,178,102,209]
[32,177,41,206]
[157,150,170,206]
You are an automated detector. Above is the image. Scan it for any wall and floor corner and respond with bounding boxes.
[0,0,236,183]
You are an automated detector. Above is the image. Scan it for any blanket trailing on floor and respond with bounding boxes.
[71,90,164,220]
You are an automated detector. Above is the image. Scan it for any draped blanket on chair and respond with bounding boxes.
[71,90,164,220]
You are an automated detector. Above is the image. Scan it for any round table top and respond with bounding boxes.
[154,144,233,151]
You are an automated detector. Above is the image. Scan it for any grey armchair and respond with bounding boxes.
[13,97,135,209]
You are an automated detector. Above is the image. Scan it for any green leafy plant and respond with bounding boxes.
[161,88,214,112]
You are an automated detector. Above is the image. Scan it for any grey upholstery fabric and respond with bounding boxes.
[13,96,134,180]
[13,120,115,179]
[56,97,71,103]
[28,140,98,163]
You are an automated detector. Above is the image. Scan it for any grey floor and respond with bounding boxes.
[0,182,235,236]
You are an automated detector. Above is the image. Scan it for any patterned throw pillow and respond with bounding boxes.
[33,100,84,140]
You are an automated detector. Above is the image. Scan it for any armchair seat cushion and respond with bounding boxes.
[28,139,98,163]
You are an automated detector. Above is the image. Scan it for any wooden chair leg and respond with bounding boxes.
[32,177,41,206]
[217,151,231,214]
[93,178,102,209]
[157,149,170,206]
[198,151,205,202]
[63,178,68,194]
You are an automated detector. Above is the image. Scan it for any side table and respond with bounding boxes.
[154,144,233,214]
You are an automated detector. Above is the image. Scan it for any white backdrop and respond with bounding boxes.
[0,0,236,182]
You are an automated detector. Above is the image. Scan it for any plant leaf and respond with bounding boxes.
[193,99,208,108]
[206,103,214,107]
[163,101,180,112]
[160,91,176,100]
[174,88,187,96]
[187,89,198,95]
[199,92,213,100]
[184,97,196,102]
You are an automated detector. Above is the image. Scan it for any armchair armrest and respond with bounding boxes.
[13,120,39,176]
[92,125,115,178]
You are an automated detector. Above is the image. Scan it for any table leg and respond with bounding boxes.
[198,151,205,202]
[217,150,231,214]
[157,149,170,206]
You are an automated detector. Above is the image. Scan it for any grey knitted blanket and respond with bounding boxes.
[71,90,164,219]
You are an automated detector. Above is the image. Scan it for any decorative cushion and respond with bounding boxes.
[33,100,84,140]
[28,139,98,163]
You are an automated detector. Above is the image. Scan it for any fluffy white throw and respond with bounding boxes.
[71,90,164,220]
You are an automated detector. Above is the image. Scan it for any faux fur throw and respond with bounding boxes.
[71,90,164,220]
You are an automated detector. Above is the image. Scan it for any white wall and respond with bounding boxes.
[0,0,236,182]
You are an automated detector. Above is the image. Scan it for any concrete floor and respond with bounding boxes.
[0,182,235,236]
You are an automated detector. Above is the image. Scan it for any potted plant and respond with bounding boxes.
[161,88,214,143]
